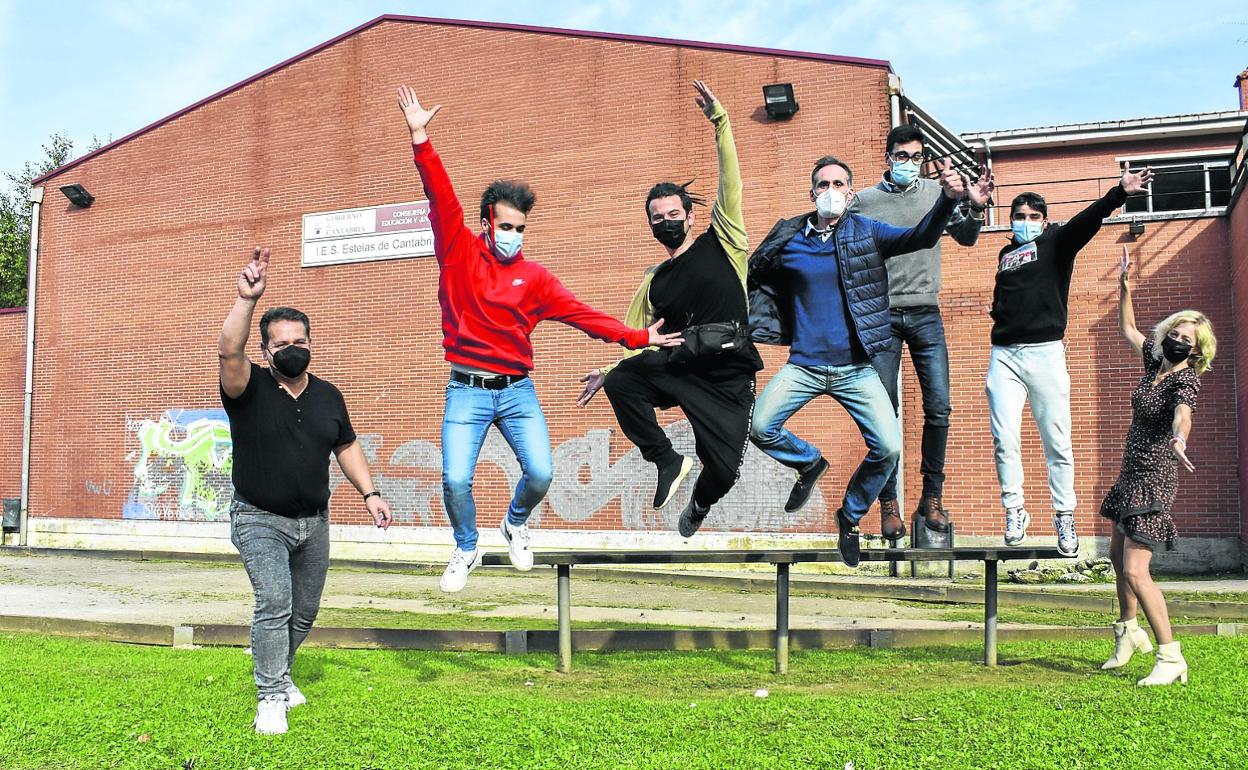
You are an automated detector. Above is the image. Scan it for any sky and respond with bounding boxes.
[2,0,1246,177]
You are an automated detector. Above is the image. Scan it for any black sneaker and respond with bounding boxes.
[654,455,694,509]
[678,499,709,538]
[836,508,861,568]
[785,457,829,513]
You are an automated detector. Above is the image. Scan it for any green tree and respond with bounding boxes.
[0,133,107,308]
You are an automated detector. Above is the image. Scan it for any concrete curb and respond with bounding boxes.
[1,614,1241,653]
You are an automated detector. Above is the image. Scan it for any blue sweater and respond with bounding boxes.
[779,229,861,366]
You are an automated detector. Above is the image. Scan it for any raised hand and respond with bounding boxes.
[238,247,269,300]
[576,369,605,408]
[1120,166,1155,195]
[693,80,718,119]
[937,159,967,200]
[967,168,995,210]
[1119,245,1131,290]
[647,318,685,348]
[397,85,442,142]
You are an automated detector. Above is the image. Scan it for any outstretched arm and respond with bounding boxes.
[697,81,749,287]
[1057,167,1153,255]
[1118,245,1146,356]
[219,247,268,399]
[540,271,680,349]
[398,85,469,265]
[1170,404,1195,473]
[874,159,965,257]
[947,168,992,246]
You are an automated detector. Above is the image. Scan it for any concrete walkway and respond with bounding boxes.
[2,550,1244,634]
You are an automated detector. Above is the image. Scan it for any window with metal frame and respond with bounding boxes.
[1121,157,1232,214]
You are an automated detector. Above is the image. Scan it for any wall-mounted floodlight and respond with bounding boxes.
[763,83,799,119]
[1129,218,1145,238]
[59,183,94,208]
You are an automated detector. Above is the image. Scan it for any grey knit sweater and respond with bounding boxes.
[850,175,982,308]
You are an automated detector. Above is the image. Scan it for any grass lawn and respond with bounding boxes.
[1,632,1245,769]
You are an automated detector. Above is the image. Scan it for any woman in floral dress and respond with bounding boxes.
[1100,246,1216,686]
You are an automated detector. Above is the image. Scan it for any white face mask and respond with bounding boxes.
[492,229,523,261]
[1011,220,1043,243]
[815,188,848,219]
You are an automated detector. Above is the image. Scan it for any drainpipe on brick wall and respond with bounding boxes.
[18,186,43,547]
[887,73,902,129]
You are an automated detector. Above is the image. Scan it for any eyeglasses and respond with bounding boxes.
[889,150,928,163]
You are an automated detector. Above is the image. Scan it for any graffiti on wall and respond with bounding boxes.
[115,409,827,530]
[331,420,826,532]
[123,409,234,520]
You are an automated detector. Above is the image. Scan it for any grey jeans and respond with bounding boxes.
[229,498,330,700]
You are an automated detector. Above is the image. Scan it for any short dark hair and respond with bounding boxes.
[1010,192,1048,218]
[479,180,537,221]
[811,156,853,187]
[259,307,310,347]
[644,180,706,217]
[886,125,925,155]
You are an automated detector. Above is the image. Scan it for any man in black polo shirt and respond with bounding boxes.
[219,247,393,735]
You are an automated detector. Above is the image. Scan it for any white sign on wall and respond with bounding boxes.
[301,200,436,267]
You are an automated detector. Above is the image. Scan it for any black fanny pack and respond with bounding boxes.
[668,321,750,365]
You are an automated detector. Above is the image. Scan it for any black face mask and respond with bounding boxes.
[1160,336,1192,365]
[271,345,311,377]
[651,218,688,249]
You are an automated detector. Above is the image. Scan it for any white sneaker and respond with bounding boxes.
[1053,513,1079,557]
[286,684,306,708]
[254,695,288,735]
[1004,507,1030,546]
[500,519,534,571]
[439,547,482,593]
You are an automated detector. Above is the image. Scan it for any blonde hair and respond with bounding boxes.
[1152,310,1216,375]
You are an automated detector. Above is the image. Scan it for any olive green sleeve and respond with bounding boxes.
[707,101,748,288]
[599,269,657,375]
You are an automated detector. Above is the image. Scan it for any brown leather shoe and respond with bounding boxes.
[880,498,906,540]
[918,496,950,533]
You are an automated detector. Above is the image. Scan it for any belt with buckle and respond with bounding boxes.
[450,370,529,390]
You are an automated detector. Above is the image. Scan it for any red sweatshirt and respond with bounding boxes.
[411,140,648,375]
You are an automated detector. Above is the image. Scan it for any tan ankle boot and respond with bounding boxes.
[1138,641,1187,686]
[1101,618,1152,670]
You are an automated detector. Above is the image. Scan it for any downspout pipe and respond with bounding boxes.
[18,186,43,547]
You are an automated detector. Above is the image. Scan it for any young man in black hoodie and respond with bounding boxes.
[989,167,1154,557]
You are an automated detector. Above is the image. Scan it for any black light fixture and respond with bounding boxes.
[762,83,799,119]
[59,183,94,208]
[1129,218,1145,237]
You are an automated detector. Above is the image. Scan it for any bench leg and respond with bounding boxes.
[557,563,572,673]
[775,562,789,675]
[984,559,998,667]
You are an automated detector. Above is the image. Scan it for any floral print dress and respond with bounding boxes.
[1098,339,1200,550]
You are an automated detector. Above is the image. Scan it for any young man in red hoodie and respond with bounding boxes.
[397,86,681,592]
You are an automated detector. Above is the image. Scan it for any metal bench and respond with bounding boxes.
[482,547,1069,672]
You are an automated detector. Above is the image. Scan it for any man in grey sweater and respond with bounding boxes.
[850,125,992,539]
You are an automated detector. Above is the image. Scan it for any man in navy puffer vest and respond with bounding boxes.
[747,154,972,566]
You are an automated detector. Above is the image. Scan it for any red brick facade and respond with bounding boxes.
[8,18,1246,561]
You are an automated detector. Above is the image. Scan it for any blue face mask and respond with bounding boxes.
[1012,220,1044,243]
[492,229,523,261]
[889,160,920,187]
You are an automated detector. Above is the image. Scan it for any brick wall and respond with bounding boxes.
[29,19,894,534]
[1229,187,1248,562]
[0,309,25,502]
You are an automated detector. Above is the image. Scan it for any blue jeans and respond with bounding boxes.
[750,362,901,523]
[229,500,329,700]
[873,306,952,502]
[442,378,553,551]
